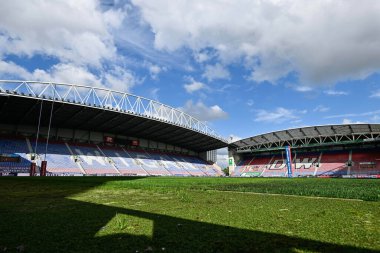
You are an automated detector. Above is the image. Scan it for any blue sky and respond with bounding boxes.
[1,0,380,155]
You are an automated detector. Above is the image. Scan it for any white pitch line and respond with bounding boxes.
[207,190,365,202]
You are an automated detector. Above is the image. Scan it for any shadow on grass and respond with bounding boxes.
[0,177,376,253]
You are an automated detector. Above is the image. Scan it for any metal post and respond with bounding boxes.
[30,162,36,176]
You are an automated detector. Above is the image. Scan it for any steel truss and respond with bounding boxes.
[0,80,227,142]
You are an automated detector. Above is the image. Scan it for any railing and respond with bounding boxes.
[0,80,227,142]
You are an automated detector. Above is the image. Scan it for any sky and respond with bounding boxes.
[1,0,380,167]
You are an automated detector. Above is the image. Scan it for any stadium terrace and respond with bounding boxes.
[0,80,226,176]
[229,124,380,178]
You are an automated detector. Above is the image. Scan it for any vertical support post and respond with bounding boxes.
[285,146,293,178]
[30,162,36,176]
[40,160,47,176]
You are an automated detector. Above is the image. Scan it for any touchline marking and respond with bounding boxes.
[207,190,364,202]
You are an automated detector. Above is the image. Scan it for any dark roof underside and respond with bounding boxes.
[0,95,227,152]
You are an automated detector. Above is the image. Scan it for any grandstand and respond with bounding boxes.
[229,124,380,178]
[0,80,227,176]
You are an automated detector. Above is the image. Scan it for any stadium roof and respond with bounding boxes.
[0,80,228,152]
[230,124,380,153]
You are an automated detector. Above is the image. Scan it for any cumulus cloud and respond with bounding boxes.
[0,61,138,92]
[202,63,230,82]
[0,0,125,67]
[183,77,207,93]
[179,100,228,121]
[0,60,34,80]
[0,0,140,92]
[132,0,380,85]
[254,107,306,123]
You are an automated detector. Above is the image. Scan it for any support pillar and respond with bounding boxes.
[40,160,47,176]
[30,162,36,176]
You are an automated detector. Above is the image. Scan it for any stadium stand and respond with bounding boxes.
[0,137,219,176]
[126,150,172,176]
[233,150,380,177]
[350,149,380,176]
[147,151,191,176]
[34,141,83,174]
[0,138,31,173]
[170,155,207,176]
[99,146,148,176]
[262,155,287,177]
[70,144,119,175]
[292,152,320,177]
[0,80,227,177]
[240,156,273,177]
[229,124,380,178]
[318,151,349,176]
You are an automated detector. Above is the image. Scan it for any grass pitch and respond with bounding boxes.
[0,177,379,253]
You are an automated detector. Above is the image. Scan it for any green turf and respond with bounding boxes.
[0,177,379,253]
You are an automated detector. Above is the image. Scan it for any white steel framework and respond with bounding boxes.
[0,80,227,142]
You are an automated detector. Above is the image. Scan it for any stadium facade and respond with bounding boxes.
[228,124,380,178]
[0,80,228,176]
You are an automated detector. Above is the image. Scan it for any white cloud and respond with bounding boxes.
[202,63,230,82]
[324,90,349,96]
[370,89,380,98]
[0,0,125,67]
[144,62,167,80]
[103,66,138,91]
[326,110,380,119]
[179,100,228,121]
[0,60,34,80]
[254,107,306,123]
[0,1,142,93]
[183,78,206,93]
[149,65,161,79]
[294,86,313,92]
[132,0,380,85]
[0,61,137,92]
[313,105,330,112]
[34,64,101,86]
[342,119,365,124]
[194,50,215,63]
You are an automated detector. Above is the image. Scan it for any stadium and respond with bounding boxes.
[0,80,379,253]
[229,124,380,178]
[1,80,379,179]
[0,80,227,177]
